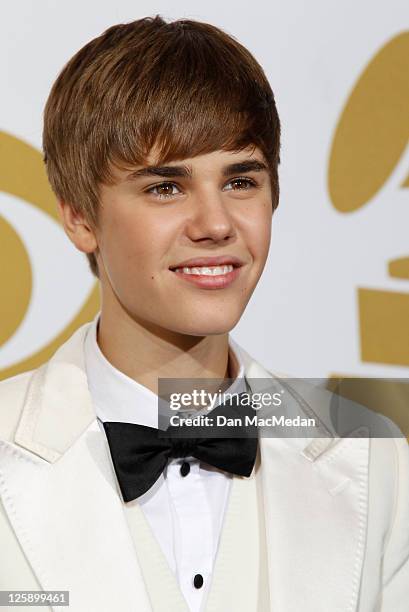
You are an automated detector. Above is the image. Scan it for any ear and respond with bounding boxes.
[57,201,98,254]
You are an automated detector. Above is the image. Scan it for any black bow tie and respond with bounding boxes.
[103,392,258,502]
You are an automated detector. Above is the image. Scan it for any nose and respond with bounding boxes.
[185,191,236,244]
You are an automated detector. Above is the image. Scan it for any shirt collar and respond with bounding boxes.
[84,314,247,428]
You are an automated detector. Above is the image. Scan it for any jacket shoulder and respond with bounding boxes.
[0,370,35,443]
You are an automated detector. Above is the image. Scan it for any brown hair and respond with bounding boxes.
[43,15,281,277]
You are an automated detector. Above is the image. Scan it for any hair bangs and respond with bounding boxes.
[102,23,277,181]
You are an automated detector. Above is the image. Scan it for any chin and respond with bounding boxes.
[176,315,241,337]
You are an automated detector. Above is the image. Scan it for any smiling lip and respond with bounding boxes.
[170,265,243,290]
[169,255,244,270]
[168,255,245,290]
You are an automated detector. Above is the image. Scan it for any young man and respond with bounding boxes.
[0,15,408,612]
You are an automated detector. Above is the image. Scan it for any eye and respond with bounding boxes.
[147,182,182,199]
[223,177,257,191]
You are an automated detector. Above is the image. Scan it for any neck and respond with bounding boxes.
[97,304,235,396]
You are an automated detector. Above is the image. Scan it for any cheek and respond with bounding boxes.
[244,201,272,260]
[99,207,175,274]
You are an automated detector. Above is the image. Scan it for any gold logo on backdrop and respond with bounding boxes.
[0,131,99,381]
[328,31,409,368]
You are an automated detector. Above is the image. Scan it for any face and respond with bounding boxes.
[88,146,273,337]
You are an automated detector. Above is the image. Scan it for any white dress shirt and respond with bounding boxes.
[84,316,247,612]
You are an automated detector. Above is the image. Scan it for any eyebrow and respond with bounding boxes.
[126,165,192,180]
[124,159,268,181]
[222,160,268,176]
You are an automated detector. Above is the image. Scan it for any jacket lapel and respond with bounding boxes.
[0,326,154,611]
[241,353,370,612]
[0,324,370,612]
[0,419,152,611]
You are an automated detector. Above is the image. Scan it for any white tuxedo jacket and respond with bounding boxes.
[0,323,408,612]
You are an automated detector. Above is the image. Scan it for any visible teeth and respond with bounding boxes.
[175,265,234,275]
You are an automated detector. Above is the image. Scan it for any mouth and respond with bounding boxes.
[170,262,239,274]
[168,263,244,290]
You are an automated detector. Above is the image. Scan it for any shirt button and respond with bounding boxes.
[180,461,190,477]
[193,574,204,589]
